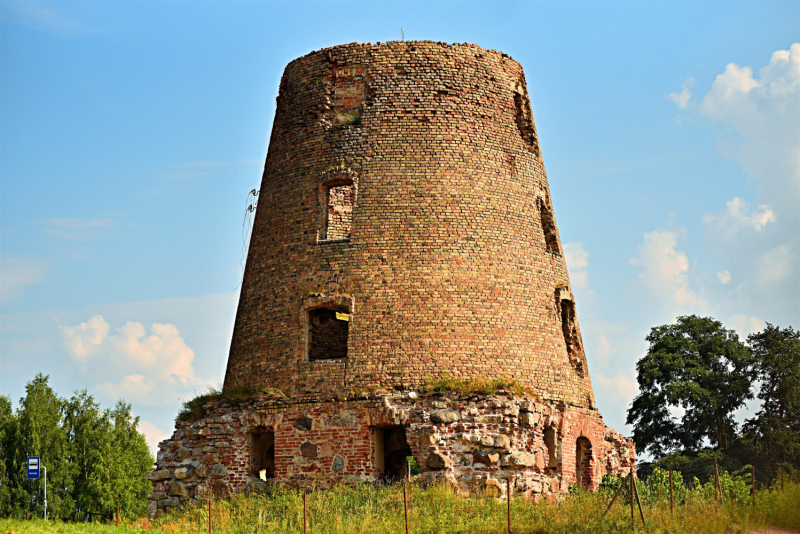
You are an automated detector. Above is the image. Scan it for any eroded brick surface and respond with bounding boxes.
[223,41,594,407]
[148,393,635,516]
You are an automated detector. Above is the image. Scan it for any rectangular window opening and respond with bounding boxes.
[250,430,275,481]
[324,184,353,240]
[308,306,349,361]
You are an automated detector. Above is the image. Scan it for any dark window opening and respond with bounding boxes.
[513,90,540,156]
[575,437,592,490]
[560,298,585,378]
[308,306,349,361]
[323,184,354,240]
[374,426,412,481]
[538,198,560,255]
[544,427,558,469]
[250,430,275,481]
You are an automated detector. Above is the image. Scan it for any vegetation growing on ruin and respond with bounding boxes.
[176,386,287,423]
[421,373,537,398]
[334,108,362,125]
[1,474,796,534]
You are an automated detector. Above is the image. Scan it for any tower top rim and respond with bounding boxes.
[287,40,523,69]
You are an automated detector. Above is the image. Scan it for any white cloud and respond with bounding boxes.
[727,314,765,340]
[757,245,792,288]
[592,373,638,412]
[699,44,800,222]
[1,1,94,35]
[138,420,169,460]
[62,315,110,358]
[667,77,694,109]
[39,218,116,241]
[0,256,49,304]
[62,315,210,406]
[716,271,731,284]
[631,229,706,315]
[564,242,590,291]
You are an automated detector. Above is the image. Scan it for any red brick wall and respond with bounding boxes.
[224,41,594,409]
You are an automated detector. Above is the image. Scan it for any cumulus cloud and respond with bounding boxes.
[631,229,706,316]
[564,242,590,291]
[0,256,49,304]
[667,77,694,109]
[62,315,210,406]
[727,314,765,340]
[62,315,110,358]
[693,46,799,323]
[592,373,639,416]
[717,271,731,284]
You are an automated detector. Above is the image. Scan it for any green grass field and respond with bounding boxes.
[2,480,798,534]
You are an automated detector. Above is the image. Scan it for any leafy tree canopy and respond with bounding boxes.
[626,315,755,458]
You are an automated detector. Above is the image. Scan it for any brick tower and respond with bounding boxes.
[147,42,635,516]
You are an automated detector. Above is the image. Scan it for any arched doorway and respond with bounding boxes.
[575,437,592,490]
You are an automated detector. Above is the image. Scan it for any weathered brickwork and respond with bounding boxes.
[224,40,595,407]
[147,393,635,516]
[149,41,638,516]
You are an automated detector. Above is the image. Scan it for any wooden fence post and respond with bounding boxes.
[208,500,212,534]
[507,477,513,534]
[116,505,119,526]
[714,459,719,506]
[403,485,409,534]
[752,466,755,508]
[303,492,307,534]
[630,470,635,527]
[781,470,784,491]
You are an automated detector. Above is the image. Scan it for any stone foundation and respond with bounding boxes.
[147,391,635,517]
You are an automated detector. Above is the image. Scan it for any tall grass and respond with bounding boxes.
[2,476,795,533]
[141,477,799,534]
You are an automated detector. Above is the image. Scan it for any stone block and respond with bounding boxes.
[209,464,228,477]
[474,414,503,424]
[332,455,344,472]
[520,412,540,426]
[174,465,195,480]
[430,409,459,424]
[168,482,188,497]
[492,434,511,449]
[501,452,536,468]
[146,469,171,481]
[300,442,318,458]
[472,450,499,466]
[425,451,451,470]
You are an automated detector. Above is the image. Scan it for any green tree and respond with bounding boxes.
[63,389,111,517]
[0,395,14,513]
[626,315,755,457]
[13,373,74,519]
[743,324,800,474]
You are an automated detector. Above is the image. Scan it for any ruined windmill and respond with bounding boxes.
[147,41,635,516]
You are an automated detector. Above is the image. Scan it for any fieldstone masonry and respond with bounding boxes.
[148,392,634,516]
[149,40,636,516]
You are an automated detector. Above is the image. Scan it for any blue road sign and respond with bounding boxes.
[27,456,40,479]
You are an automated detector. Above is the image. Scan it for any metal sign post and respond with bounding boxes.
[43,466,47,521]
[27,457,46,520]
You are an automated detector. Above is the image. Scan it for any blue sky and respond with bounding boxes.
[2,1,798,458]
